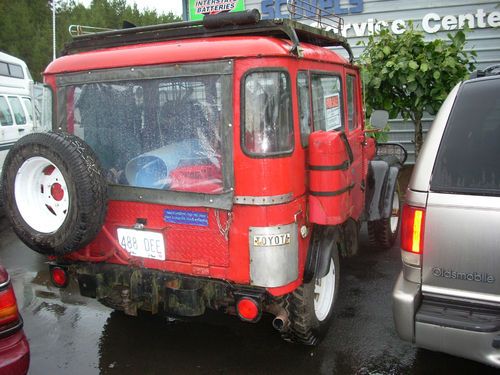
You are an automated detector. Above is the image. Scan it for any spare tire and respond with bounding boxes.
[1,132,107,256]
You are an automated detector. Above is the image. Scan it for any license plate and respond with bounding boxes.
[117,228,165,260]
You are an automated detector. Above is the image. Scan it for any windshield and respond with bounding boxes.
[65,74,226,194]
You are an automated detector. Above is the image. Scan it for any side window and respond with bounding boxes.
[243,71,293,156]
[0,97,14,126]
[311,75,342,131]
[22,97,33,122]
[0,62,8,76]
[346,74,357,131]
[297,72,311,147]
[431,79,500,194]
[8,64,24,79]
[8,96,27,125]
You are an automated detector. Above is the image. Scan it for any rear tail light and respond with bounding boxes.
[401,204,426,254]
[50,266,69,288]
[236,297,261,322]
[0,284,20,330]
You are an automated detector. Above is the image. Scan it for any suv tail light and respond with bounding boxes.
[401,204,425,267]
[0,284,21,332]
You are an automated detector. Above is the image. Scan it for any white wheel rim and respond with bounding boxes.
[314,259,336,322]
[14,156,69,233]
[390,190,400,234]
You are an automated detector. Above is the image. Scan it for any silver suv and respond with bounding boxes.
[393,66,500,367]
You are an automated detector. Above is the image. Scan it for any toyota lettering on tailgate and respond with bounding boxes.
[253,233,291,247]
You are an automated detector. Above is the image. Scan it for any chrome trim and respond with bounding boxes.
[234,193,293,206]
[422,285,500,306]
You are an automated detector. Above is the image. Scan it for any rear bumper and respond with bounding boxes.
[392,272,421,342]
[0,329,30,375]
[64,262,268,318]
[393,272,500,368]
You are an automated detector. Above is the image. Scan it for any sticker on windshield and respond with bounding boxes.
[164,209,208,227]
[324,93,341,130]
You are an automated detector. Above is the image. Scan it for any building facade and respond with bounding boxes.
[184,0,500,162]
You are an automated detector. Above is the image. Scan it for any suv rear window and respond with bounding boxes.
[431,78,500,195]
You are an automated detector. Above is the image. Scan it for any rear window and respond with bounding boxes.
[431,78,500,195]
[66,75,226,194]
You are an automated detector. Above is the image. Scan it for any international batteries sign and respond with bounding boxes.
[189,0,246,20]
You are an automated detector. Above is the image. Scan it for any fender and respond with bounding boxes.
[303,226,339,283]
[364,155,402,221]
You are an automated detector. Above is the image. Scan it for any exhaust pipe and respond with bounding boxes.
[268,305,289,332]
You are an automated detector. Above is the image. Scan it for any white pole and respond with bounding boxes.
[52,0,56,61]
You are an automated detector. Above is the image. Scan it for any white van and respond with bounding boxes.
[0,51,35,176]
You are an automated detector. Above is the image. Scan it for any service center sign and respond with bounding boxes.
[189,0,245,20]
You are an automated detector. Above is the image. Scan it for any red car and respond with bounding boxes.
[0,266,29,375]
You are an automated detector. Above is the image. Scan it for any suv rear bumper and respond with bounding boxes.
[392,272,421,342]
[393,272,500,367]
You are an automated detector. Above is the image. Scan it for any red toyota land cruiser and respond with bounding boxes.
[2,8,405,344]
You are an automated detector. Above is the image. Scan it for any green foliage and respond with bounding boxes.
[0,0,181,81]
[358,23,476,154]
[365,122,390,143]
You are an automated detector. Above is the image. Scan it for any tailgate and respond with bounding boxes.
[422,192,500,303]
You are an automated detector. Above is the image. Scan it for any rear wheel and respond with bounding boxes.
[368,183,401,249]
[2,132,107,255]
[282,250,339,345]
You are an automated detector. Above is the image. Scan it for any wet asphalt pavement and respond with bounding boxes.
[0,215,498,375]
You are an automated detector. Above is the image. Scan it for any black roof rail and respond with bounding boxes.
[470,64,500,79]
[62,9,353,63]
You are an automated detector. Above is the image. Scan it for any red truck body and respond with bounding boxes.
[2,11,403,344]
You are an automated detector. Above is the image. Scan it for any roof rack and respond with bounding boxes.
[470,64,500,79]
[69,25,115,37]
[286,0,344,32]
[63,9,353,62]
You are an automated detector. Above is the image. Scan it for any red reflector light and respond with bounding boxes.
[237,298,260,321]
[0,286,19,326]
[51,267,68,288]
[401,204,426,254]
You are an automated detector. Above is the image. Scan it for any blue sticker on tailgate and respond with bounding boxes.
[164,209,208,227]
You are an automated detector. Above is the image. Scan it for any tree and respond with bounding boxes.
[0,0,181,81]
[358,24,476,156]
